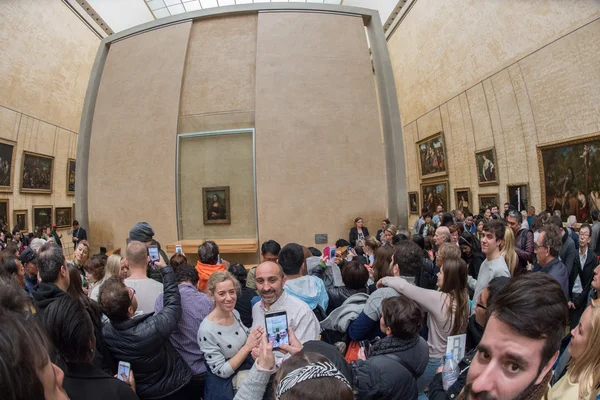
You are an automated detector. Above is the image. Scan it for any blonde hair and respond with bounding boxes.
[384,224,398,237]
[363,236,380,253]
[569,300,600,400]
[500,227,518,276]
[207,271,240,295]
[106,254,123,278]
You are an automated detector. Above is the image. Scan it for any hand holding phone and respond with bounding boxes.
[117,361,131,382]
[265,311,289,349]
[148,245,160,262]
[175,244,182,254]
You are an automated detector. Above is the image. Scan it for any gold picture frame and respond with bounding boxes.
[0,138,17,193]
[475,147,499,186]
[32,205,52,231]
[55,207,72,229]
[454,188,472,215]
[202,186,231,225]
[421,180,450,214]
[66,158,76,195]
[13,209,28,233]
[479,194,499,210]
[0,199,9,233]
[20,151,54,194]
[416,132,448,179]
[408,192,419,215]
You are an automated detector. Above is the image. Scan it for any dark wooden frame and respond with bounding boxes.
[454,187,472,214]
[408,192,419,215]
[475,147,499,186]
[20,151,54,194]
[13,209,28,233]
[478,194,500,210]
[202,186,231,225]
[55,207,73,229]
[32,205,53,230]
[0,198,9,232]
[416,132,448,180]
[0,138,17,193]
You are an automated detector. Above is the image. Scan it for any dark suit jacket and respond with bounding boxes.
[349,227,370,247]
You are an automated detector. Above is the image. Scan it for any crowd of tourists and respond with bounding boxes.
[0,209,599,400]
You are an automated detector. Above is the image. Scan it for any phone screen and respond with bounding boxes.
[265,312,289,349]
[148,246,159,262]
[117,362,130,381]
[175,245,182,254]
[329,247,336,260]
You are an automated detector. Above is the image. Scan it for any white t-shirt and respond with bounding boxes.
[125,278,163,314]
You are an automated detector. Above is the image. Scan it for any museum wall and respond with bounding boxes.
[386,0,600,226]
[0,1,98,252]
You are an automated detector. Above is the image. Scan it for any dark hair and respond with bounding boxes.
[73,220,79,226]
[486,273,568,373]
[5,241,18,256]
[83,257,105,282]
[37,243,66,283]
[228,263,248,287]
[381,296,423,339]
[341,260,369,290]
[392,241,423,277]
[423,212,432,219]
[198,241,219,264]
[44,294,95,363]
[392,232,408,245]
[421,207,428,214]
[548,215,564,231]
[539,224,562,258]
[531,215,543,232]
[2,255,21,277]
[372,244,395,282]
[439,258,470,335]
[486,276,511,308]
[579,223,592,235]
[424,236,433,251]
[0,278,49,400]
[261,240,281,256]
[278,243,305,276]
[98,275,131,322]
[308,247,322,257]
[354,217,363,224]
[175,264,199,286]
[411,234,425,250]
[441,212,455,227]
[169,253,188,270]
[592,209,599,222]
[335,239,350,248]
[482,219,506,242]
[275,351,353,400]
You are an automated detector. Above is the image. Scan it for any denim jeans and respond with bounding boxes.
[204,355,254,400]
[417,355,443,400]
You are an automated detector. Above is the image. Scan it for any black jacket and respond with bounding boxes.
[62,362,139,400]
[428,349,476,400]
[73,227,87,245]
[416,257,439,290]
[235,286,256,328]
[352,336,429,400]
[326,286,367,314]
[31,282,67,317]
[102,267,192,400]
[574,248,598,308]
[465,315,484,353]
[349,227,370,247]
[540,258,570,301]
[464,252,485,281]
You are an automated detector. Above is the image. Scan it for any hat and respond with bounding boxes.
[129,222,155,242]
[20,247,37,264]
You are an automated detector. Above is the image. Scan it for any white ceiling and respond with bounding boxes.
[87,0,399,33]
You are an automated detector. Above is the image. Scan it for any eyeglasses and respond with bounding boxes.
[476,302,487,310]
[127,286,136,300]
[533,243,547,250]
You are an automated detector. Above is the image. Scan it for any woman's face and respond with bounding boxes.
[85,269,96,284]
[477,221,484,232]
[213,194,218,202]
[74,244,89,263]
[484,209,491,219]
[15,260,25,286]
[119,258,129,278]
[356,219,363,229]
[569,306,593,359]
[46,227,51,235]
[436,265,444,288]
[425,216,432,224]
[451,231,458,243]
[384,230,393,243]
[382,220,387,229]
[213,280,237,312]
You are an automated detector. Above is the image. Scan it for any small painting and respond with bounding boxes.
[55,207,72,229]
[416,132,447,179]
[538,134,600,222]
[507,184,529,212]
[421,180,450,214]
[479,194,499,211]
[454,188,472,215]
[0,139,16,192]
[33,206,52,232]
[203,186,231,225]
[408,192,419,215]
[475,148,498,186]
[67,159,76,195]
[13,209,27,233]
[21,151,54,193]
[0,199,8,233]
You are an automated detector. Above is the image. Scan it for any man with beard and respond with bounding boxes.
[460,273,568,400]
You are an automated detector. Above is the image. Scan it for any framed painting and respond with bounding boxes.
[0,199,8,233]
[454,188,472,215]
[475,147,498,186]
[416,132,447,179]
[408,192,419,215]
[538,134,600,222]
[21,151,54,193]
[507,184,529,212]
[66,159,76,195]
[202,186,231,225]
[55,207,72,229]
[421,180,450,214]
[13,209,27,233]
[0,138,17,192]
[32,206,52,232]
[479,194,499,211]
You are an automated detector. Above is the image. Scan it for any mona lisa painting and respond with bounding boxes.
[203,186,231,225]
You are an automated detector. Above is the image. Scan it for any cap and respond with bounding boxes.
[20,247,37,264]
[129,222,155,242]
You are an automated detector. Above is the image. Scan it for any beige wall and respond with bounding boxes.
[0,1,97,252]
[387,0,600,227]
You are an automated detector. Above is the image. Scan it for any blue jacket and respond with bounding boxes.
[540,258,570,301]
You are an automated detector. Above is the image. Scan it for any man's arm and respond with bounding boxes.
[515,231,534,264]
[292,307,321,343]
[147,266,181,340]
[81,228,87,241]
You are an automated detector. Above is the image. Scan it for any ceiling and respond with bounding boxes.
[87,0,400,33]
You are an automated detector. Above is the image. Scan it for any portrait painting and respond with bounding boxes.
[14,209,27,233]
[408,192,419,215]
[416,133,447,179]
[67,159,76,195]
[21,151,54,193]
[507,184,529,212]
[0,138,16,192]
[55,207,72,229]
[479,194,499,211]
[33,206,52,232]
[202,186,231,225]
[421,180,449,214]
[454,188,472,215]
[475,148,498,185]
[538,134,600,222]
[0,199,8,233]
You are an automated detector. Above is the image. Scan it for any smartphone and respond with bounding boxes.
[117,361,131,382]
[175,244,182,254]
[359,340,371,358]
[265,311,289,349]
[329,247,336,260]
[148,245,160,262]
[217,254,221,264]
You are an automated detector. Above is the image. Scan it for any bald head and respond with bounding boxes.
[434,226,451,247]
[126,241,148,269]
[255,261,286,308]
